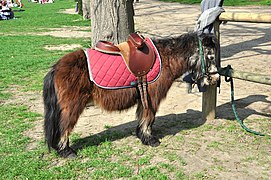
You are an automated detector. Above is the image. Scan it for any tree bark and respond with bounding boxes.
[82,0,91,19]
[90,0,135,46]
[77,0,83,16]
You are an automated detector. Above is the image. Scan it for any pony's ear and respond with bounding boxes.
[201,34,218,47]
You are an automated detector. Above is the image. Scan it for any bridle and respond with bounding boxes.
[195,36,218,83]
[183,35,218,91]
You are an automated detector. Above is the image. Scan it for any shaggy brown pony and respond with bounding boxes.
[43,32,219,158]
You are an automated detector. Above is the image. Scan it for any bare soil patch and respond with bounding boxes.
[44,44,82,51]
[59,8,77,15]
[37,26,92,38]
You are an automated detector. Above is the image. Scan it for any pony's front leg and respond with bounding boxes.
[136,102,160,147]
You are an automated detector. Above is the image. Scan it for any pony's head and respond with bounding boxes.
[188,33,219,86]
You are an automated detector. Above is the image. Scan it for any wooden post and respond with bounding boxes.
[202,20,220,121]
[202,84,217,121]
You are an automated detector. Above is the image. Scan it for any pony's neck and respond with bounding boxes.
[154,33,197,81]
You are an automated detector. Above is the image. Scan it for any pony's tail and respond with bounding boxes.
[43,67,61,151]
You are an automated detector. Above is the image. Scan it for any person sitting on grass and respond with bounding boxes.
[0,0,15,20]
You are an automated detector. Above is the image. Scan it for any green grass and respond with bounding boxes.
[159,0,271,6]
[0,105,48,179]
[0,0,270,179]
[0,1,90,95]
[1,0,89,33]
[0,35,88,91]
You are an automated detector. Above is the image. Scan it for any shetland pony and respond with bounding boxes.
[43,32,219,158]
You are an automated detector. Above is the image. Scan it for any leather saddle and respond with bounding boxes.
[95,33,156,77]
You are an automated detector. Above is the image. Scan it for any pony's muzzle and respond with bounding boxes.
[208,72,220,85]
[204,65,220,85]
[208,63,220,84]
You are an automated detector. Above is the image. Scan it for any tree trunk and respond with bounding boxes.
[82,0,91,19]
[90,0,135,46]
[77,0,83,16]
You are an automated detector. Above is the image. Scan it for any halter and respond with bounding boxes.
[197,36,218,81]
[198,37,206,75]
[183,35,217,92]
[190,36,207,84]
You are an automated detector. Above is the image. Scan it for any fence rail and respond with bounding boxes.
[219,12,271,23]
[218,67,271,86]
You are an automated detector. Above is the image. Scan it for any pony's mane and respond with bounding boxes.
[152,32,198,59]
[152,32,217,82]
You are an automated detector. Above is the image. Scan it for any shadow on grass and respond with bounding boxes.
[13,9,25,12]
[72,94,271,150]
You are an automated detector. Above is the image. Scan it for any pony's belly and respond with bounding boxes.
[92,86,138,111]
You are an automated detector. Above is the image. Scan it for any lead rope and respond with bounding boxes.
[223,65,266,136]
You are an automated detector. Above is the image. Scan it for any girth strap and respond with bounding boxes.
[137,76,148,109]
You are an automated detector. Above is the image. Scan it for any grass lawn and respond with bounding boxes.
[159,0,271,6]
[0,0,270,179]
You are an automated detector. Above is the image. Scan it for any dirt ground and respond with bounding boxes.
[19,0,270,178]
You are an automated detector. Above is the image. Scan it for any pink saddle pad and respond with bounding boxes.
[85,38,162,89]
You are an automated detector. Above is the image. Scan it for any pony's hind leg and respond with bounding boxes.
[56,102,89,158]
[43,68,78,158]
[136,102,160,147]
[55,50,92,157]
[43,49,92,158]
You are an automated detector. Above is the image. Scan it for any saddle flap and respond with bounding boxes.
[127,40,156,77]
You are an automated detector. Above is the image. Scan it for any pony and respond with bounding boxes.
[43,32,219,158]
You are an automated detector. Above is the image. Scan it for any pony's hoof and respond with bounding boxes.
[58,147,77,158]
[140,135,161,147]
[136,128,161,147]
[148,137,161,147]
